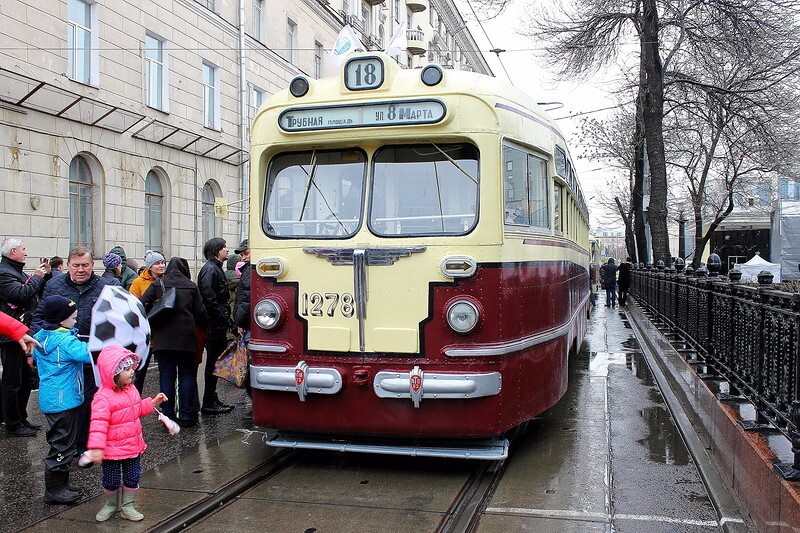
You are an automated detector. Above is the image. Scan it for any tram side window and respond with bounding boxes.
[263,149,366,238]
[370,143,479,236]
[554,184,562,234]
[503,145,550,230]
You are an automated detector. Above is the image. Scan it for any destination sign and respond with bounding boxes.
[279,99,446,131]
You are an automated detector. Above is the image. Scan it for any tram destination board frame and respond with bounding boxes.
[278,99,447,132]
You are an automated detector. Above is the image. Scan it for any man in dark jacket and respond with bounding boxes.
[109,245,137,290]
[617,257,632,306]
[0,238,48,436]
[197,237,234,415]
[600,258,618,308]
[30,246,120,452]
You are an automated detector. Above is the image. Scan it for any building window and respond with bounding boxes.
[314,42,323,78]
[67,0,97,85]
[286,20,297,64]
[253,0,263,41]
[145,171,163,252]
[249,86,264,137]
[69,155,94,250]
[202,61,220,129]
[394,0,399,21]
[195,0,215,10]
[202,182,219,243]
[343,0,350,15]
[144,34,168,111]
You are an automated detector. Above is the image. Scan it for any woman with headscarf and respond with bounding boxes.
[140,257,208,427]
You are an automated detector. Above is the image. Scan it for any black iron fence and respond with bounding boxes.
[630,264,800,479]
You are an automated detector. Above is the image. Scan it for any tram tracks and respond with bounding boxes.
[149,448,296,533]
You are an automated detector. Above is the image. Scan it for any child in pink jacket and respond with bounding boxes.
[86,345,167,522]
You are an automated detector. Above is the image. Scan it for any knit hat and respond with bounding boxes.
[226,253,241,271]
[43,295,77,324]
[102,252,122,270]
[113,354,140,376]
[145,250,166,269]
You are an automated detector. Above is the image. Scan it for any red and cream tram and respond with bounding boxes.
[247,52,590,459]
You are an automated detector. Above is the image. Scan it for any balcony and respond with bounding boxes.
[405,0,427,12]
[406,29,426,55]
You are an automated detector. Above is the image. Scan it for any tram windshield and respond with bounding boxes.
[263,149,366,238]
[262,143,479,239]
[369,143,479,236]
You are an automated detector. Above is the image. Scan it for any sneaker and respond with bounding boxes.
[6,426,37,437]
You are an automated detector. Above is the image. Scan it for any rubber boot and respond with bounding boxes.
[43,471,80,505]
[95,489,120,522]
[120,487,144,521]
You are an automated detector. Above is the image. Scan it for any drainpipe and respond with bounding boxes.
[238,0,248,241]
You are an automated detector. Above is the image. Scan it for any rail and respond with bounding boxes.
[629,263,800,480]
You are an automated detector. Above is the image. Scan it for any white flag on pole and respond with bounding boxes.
[384,21,407,57]
[329,25,364,66]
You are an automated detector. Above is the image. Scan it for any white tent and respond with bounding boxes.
[737,254,782,283]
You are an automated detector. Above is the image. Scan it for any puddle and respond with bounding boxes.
[589,352,628,376]
[637,405,690,465]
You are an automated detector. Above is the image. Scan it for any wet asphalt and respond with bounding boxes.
[0,359,251,532]
[0,303,750,532]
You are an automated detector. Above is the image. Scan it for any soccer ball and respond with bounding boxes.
[88,286,151,370]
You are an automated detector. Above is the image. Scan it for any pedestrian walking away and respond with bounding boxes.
[197,238,234,415]
[32,296,92,504]
[0,237,48,436]
[617,257,632,306]
[86,345,167,522]
[600,258,618,308]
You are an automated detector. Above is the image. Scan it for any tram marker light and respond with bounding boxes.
[421,64,444,86]
[257,258,285,278]
[441,256,477,278]
[289,76,310,97]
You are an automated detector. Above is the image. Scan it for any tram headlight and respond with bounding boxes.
[254,299,282,330]
[446,300,480,334]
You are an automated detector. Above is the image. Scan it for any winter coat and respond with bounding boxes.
[30,272,120,337]
[87,345,155,460]
[140,257,209,355]
[109,246,137,290]
[0,255,46,343]
[32,327,91,413]
[129,268,158,299]
[600,262,618,288]
[617,262,632,290]
[198,258,230,337]
[234,262,252,330]
[0,311,28,342]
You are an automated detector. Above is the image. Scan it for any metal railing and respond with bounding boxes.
[630,264,800,479]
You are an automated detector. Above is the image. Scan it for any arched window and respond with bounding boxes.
[202,182,218,243]
[69,155,93,250]
[145,171,163,252]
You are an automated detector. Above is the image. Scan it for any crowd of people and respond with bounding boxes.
[599,256,632,308]
[0,236,252,520]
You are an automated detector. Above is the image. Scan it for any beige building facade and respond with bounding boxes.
[0,0,489,272]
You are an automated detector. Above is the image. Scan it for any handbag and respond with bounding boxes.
[147,279,176,320]
[213,337,249,388]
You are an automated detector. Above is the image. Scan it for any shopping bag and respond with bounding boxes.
[213,337,249,388]
[147,280,176,320]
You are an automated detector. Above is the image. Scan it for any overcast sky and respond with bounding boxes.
[455,0,626,230]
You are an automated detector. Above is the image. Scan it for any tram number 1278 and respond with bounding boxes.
[299,292,355,318]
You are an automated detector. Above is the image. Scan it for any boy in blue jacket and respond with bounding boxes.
[32,295,91,505]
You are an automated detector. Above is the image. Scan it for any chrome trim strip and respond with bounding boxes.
[353,249,367,352]
[250,364,343,395]
[444,292,591,357]
[247,342,288,353]
[373,370,501,403]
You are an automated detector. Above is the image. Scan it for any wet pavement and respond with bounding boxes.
[0,360,252,532]
[1,304,753,532]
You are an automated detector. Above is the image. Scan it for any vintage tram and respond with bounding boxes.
[247,52,590,459]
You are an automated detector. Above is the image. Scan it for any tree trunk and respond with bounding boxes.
[641,0,671,263]
[633,58,648,264]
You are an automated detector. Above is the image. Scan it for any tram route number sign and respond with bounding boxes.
[279,99,446,132]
